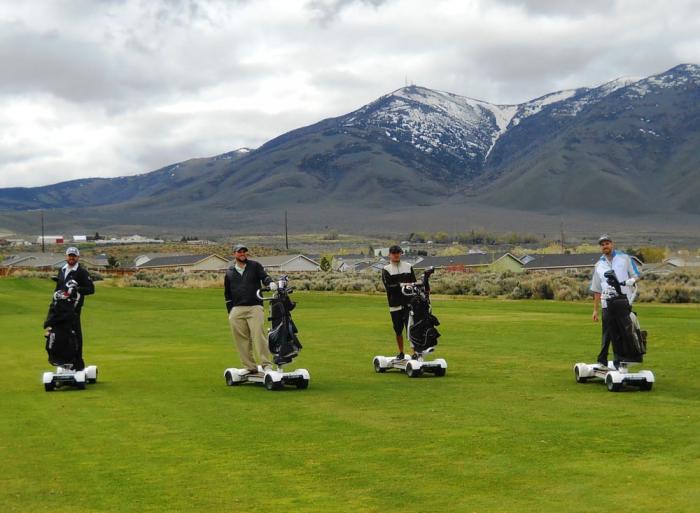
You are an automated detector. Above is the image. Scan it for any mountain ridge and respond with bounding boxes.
[0,64,699,234]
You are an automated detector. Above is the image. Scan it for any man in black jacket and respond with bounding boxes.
[53,247,95,370]
[381,245,416,359]
[224,244,274,373]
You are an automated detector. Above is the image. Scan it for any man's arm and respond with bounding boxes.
[257,262,273,286]
[224,272,233,313]
[592,292,601,322]
[409,266,416,283]
[382,269,399,291]
[628,256,641,278]
[590,265,602,321]
[76,267,95,295]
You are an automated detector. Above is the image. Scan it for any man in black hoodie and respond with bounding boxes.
[224,244,274,373]
[381,245,416,359]
[53,246,95,370]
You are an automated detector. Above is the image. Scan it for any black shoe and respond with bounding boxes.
[411,353,419,360]
[395,352,405,360]
[597,359,608,367]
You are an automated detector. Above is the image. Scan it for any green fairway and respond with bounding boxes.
[1,278,699,513]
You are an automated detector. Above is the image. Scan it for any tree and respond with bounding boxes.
[639,246,667,263]
[322,229,339,240]
[107,256,120,269]
[320,255,332,272]
[434,231,451,243]
[439,245,468,256]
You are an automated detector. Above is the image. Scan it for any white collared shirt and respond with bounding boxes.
[62,262,79,279]
[590,251,640,307]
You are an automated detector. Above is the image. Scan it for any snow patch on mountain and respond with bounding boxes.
[342,85,514,169]
[337,64,699,168]
[625,64,700,99]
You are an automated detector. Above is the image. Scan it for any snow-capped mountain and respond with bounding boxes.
[0,64,698,233]
[339,86,518,174]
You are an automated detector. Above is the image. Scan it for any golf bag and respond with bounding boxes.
[267,277,302,366]
[407,267,441,353]
[43,283,82,368]
[604,270,647,362]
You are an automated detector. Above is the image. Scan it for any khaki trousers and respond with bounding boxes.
[229,305,272,370]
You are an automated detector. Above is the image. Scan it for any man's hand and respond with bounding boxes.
[592,310,599,322]
[625,278,637,287]
[269,281,278,291]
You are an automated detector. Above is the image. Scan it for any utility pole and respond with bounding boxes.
[40,211,45,253]
[560,220,565,254]
[284,210,289,251]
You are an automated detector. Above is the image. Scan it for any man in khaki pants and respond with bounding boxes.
[224,244,275,374]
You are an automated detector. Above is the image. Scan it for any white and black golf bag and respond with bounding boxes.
[43,283,82,369]
[406,267,441,353]
[604,270,647,363]
[267,277,303,366]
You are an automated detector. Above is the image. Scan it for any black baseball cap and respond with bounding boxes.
[389,245,403,254]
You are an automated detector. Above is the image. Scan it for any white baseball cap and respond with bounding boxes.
[65,246,80,256]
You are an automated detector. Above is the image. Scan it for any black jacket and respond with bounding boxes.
[382,261,416,308]
[224,260,272,312]
[54,263,95,313]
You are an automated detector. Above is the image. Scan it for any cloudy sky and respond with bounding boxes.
[0,0,698,188]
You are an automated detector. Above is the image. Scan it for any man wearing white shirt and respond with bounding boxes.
[590,235,640,367]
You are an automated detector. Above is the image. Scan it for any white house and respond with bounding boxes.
[252,255,321,272]
[36,235,64,244]
[136,254,229,272]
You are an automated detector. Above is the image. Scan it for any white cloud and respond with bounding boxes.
[0,0,698,187]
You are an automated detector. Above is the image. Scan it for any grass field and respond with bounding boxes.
[1,278,699,513]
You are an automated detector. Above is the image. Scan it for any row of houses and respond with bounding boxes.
[3,234,167,245]
[0,253,110,270]
[0,253,322,273]
[0,251,659,274]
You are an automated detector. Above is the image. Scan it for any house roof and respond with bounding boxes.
[664,256,700,267]
[0,254,64,268]
[250,255,320,267]
[138,254,227,268]
[523,253,643,270]
[0,253,109,268]
[355,261,384,272]
[333,253,373,260]
[414,253,518,268]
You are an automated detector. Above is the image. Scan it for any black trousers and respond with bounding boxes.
[597,308,618,365]
[390,307,410,336]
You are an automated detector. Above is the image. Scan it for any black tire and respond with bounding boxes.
[373,358,385,373]
[44,382,55,392]
[575,367,588,383]
[406,363,422,378]
[265,374,281,391]
[639,380,653,391]
[88,368,98,384]
[296,378,309,390]
[606,374,621,392]
[76,381,86,390]
[434,366,446,377]
[225,371,238,386]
